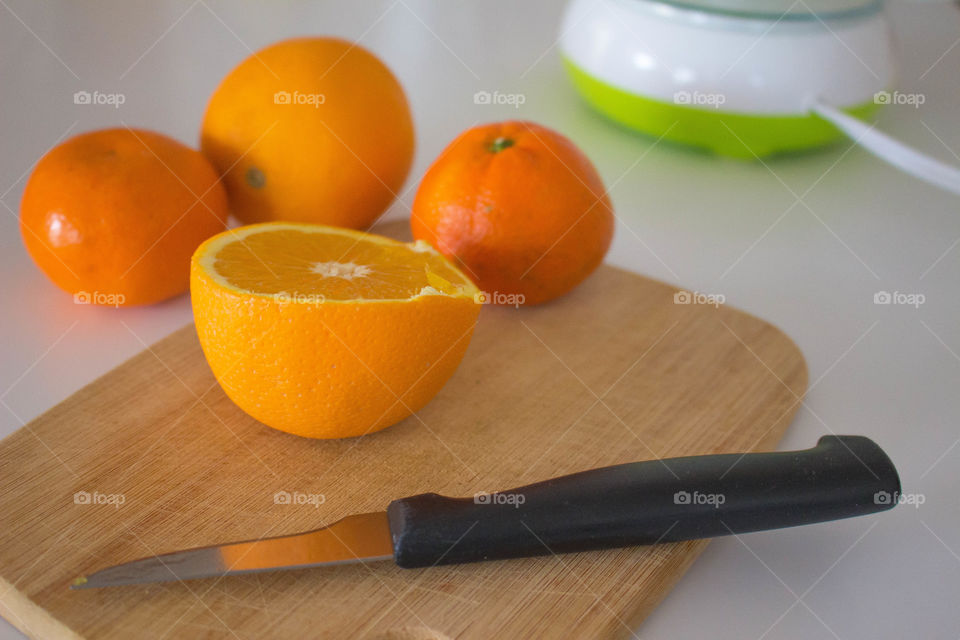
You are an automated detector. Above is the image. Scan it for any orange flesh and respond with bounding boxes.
[209,229,471,300]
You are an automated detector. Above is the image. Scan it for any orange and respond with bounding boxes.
[411,121,614,305]
[20,128,228,306]
[190,223,480,439]
[200,37,414,229]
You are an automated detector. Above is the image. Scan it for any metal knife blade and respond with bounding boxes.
[71,512,393,589]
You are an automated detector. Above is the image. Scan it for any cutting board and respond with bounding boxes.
[0,223,807,640]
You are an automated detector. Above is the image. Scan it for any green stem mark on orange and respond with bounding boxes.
[488,137,515,153]
[245,166,266,189]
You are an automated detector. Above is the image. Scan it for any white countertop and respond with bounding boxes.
[2,1,958,638]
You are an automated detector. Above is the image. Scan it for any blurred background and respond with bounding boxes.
[1,1,959,637]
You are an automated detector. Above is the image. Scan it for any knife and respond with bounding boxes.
[71,435,900,589]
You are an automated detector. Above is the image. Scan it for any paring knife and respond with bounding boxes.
[71,435,900,589]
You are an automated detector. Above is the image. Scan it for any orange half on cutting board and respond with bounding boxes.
[190,223,481,439]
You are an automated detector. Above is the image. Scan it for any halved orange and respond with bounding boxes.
[190,223,481,439]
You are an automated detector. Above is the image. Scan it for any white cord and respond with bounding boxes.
[810,100,960,197]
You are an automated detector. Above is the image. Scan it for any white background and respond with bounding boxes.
[1,1,959,638]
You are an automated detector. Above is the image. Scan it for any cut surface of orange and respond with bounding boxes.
[191,223,481,439]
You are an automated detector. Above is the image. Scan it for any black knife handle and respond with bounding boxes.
[386,435,900,568]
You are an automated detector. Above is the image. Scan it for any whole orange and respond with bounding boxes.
[411,121,614,305]
[200,37,414,229]
[20,128,228,306]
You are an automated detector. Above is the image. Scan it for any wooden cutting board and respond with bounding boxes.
[0,224,807,640]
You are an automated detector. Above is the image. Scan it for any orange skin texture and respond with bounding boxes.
[190,256,480,439]
[19,128,228,306]
[411,121,614,305]
[200,37,415,228]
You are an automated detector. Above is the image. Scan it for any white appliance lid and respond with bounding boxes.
[649,0,882,19]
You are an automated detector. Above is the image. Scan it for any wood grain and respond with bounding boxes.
[0,225,807,639]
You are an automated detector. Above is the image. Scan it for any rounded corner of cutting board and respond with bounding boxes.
[717,298,809,397]
[602,262,809,401]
